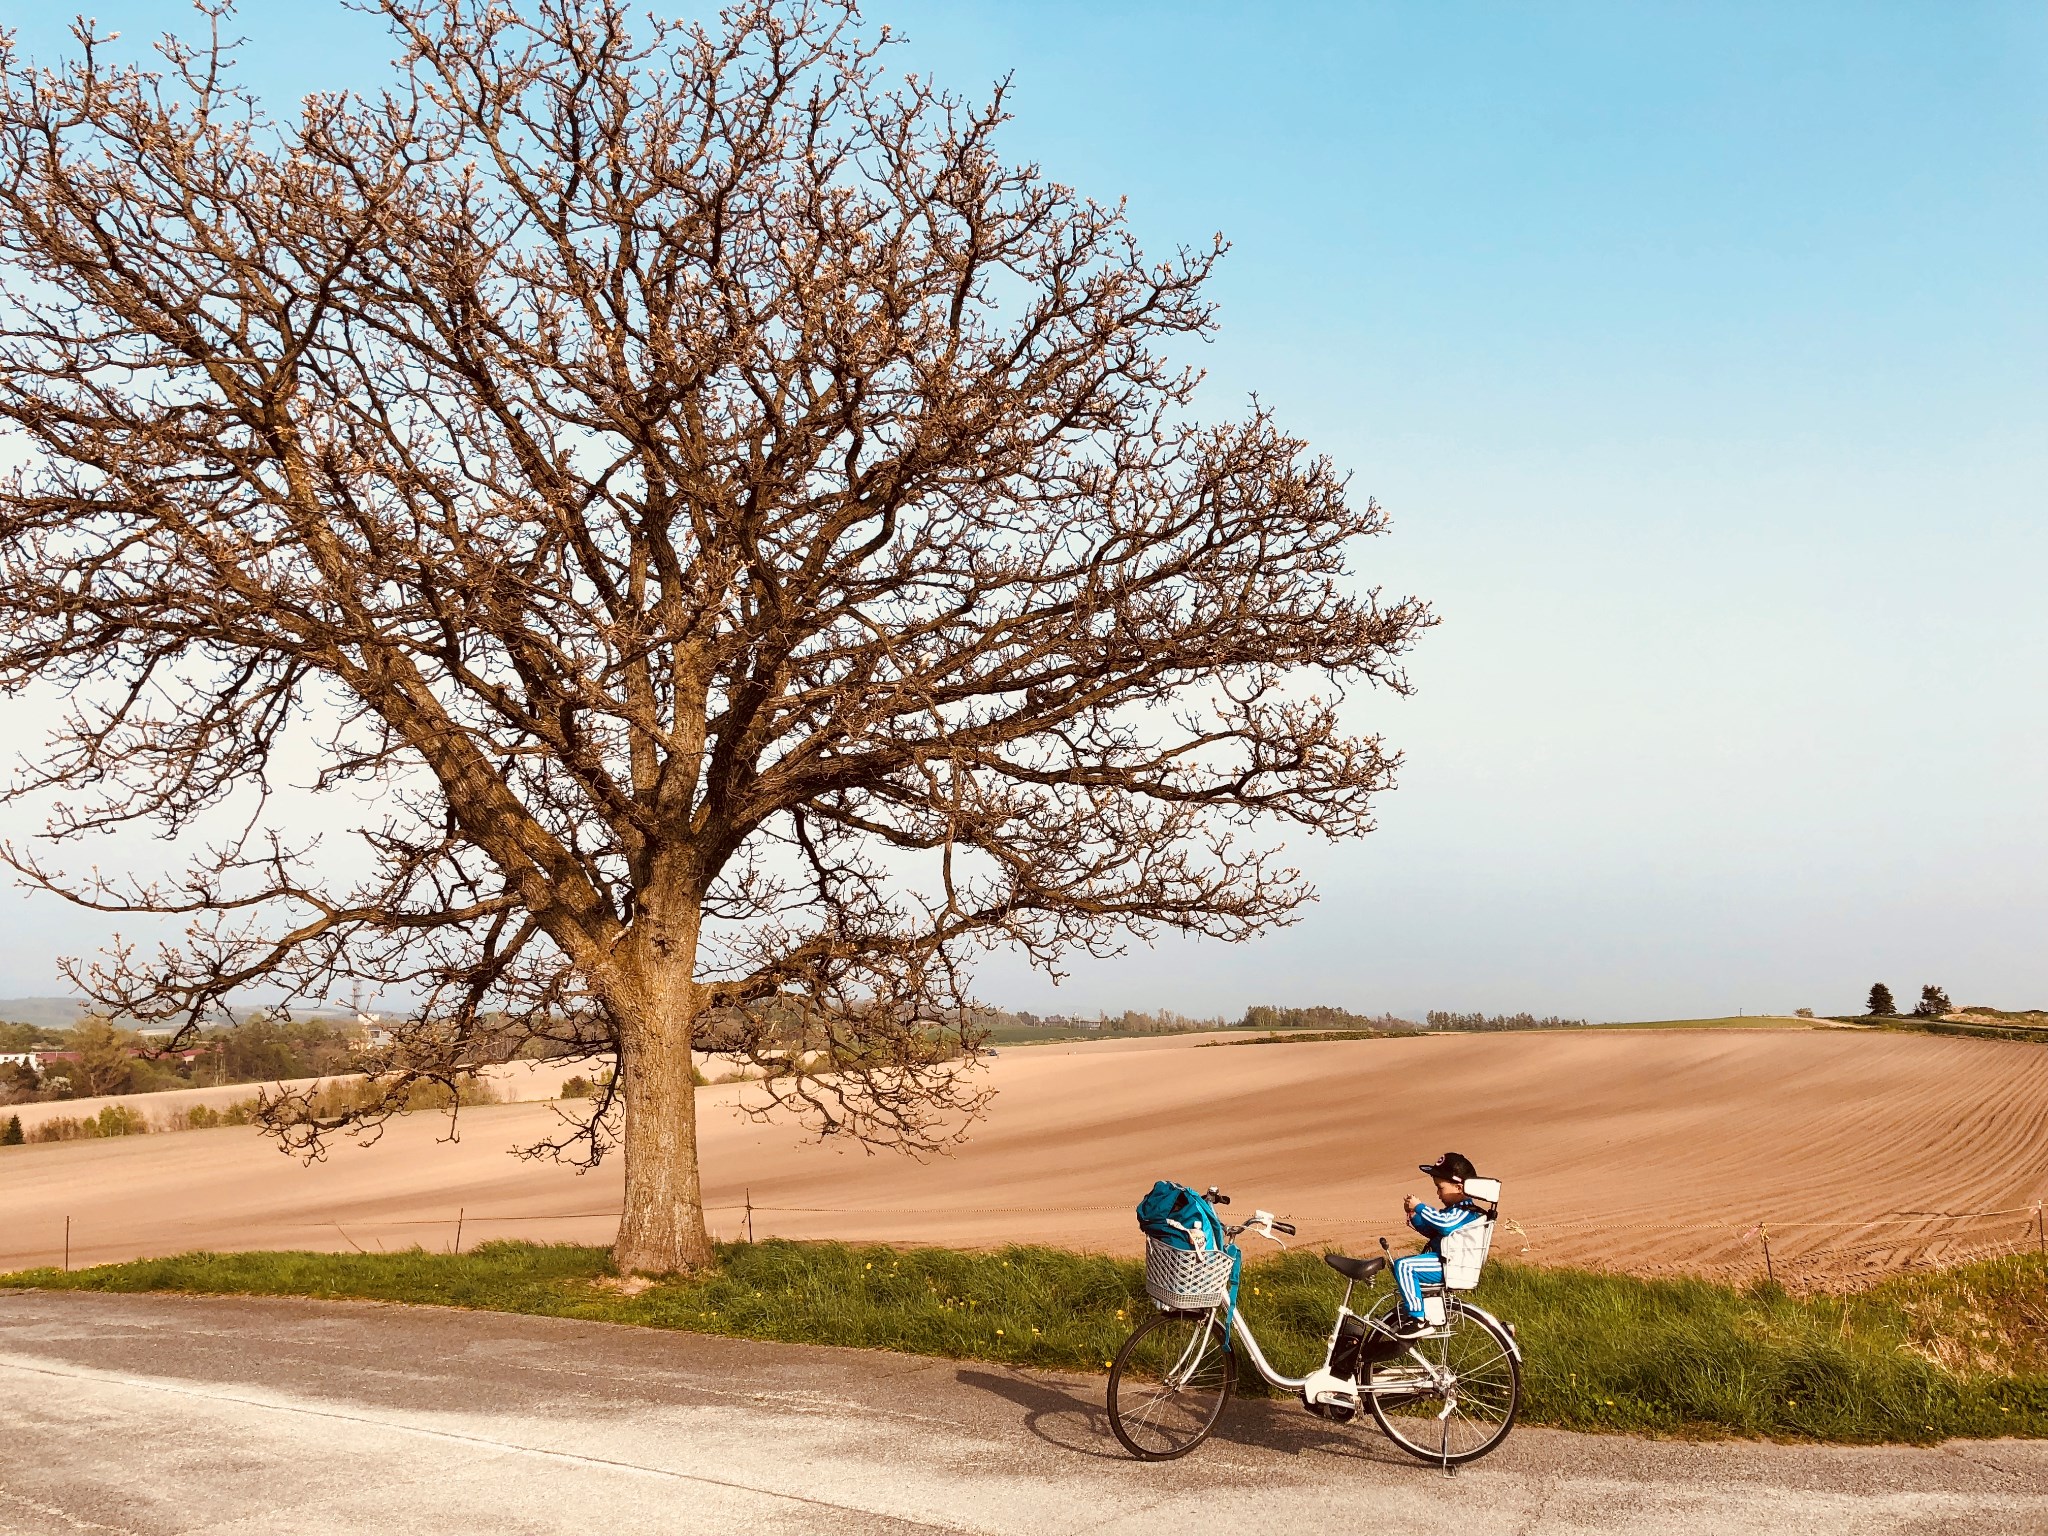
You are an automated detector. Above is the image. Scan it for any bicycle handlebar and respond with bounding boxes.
[1209,1188,1300,1240]
[1229,1208,1298,1244]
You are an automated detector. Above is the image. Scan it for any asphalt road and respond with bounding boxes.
[1,1291,2043,1535]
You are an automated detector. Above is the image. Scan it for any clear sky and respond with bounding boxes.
[1,3,2043,1019]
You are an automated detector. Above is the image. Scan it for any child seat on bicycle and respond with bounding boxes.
[1392,1150,1492,1336]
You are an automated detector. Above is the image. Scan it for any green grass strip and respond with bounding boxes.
[6,1241,2044,1444]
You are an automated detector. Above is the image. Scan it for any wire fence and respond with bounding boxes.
[28,1194,2048,1293]
[1497,1199,2048,1290]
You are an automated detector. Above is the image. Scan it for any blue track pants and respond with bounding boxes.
[1393,1253,1443,1319]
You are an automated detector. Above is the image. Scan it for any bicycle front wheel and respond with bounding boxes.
[1107,1308,1234,1459]
[1367,1301,1521,1465]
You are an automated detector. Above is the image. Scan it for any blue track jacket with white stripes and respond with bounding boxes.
[1408,1198,1487,1252]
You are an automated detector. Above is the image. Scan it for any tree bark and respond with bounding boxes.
[608,910,714,1275]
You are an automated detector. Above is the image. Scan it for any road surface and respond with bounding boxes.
[1,1291,2042,1535]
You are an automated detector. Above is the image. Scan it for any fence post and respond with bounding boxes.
[454,1207,465,1256]
[745,1189,754,1244]
[1759,1222,1774,1285]
[63,1215,70,1273]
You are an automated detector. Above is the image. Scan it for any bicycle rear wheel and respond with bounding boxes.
[1107,1308,1234,1459]
[1367,1300,1520,1465]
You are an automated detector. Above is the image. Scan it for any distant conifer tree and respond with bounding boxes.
[0,1113,22,1146]
[1913,985,1953,1018]
[1867,983,1897,1017]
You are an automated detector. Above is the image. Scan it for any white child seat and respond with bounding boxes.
[1439,1176,1501,1290]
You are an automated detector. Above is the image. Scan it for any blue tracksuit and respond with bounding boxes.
[1394,1199,1488,1320]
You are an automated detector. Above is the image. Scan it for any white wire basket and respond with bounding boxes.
[1144,1236,1236,1309]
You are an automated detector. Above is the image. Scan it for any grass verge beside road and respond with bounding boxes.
[6,1240,2044,1444]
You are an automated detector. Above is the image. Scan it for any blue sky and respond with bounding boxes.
[1,3,2043,1019]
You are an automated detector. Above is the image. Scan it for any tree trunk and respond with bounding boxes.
[609,917,714,1274]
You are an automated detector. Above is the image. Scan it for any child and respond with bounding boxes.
[1392,1151,1488,1336]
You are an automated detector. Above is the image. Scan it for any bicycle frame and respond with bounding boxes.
[1226,1305,1312,1392]
[1211,1263,1521,1397]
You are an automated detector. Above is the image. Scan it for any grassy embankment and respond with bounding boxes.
[1828,1014,2048,1045]
[1199,1018,1812,1047]
[1594,1016,1823,1031]
[7,1240,2044,1444]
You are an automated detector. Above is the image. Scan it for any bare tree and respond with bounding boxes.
[0,0,1431,1272]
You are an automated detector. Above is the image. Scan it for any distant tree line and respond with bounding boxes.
[1239,1005,1419,1032]
[0,1013,367,1105]
[973,1007,1232,1036]
[1424,1011,1588,1032]
[978,1003,1589,1036]
[1864,983,1953,1019]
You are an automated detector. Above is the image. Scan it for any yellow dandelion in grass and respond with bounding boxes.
[1103,1360,1113,1369]
[995,1328,1005,1336]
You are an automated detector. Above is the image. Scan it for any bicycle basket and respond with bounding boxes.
[1439,1214,1495,1290]
[1144,1236,1235,1309]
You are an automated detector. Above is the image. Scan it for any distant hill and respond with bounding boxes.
[0,996,93,1029]
[0,996,374,1032]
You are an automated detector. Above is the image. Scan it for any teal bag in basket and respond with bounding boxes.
[1135,1180,1228,1252]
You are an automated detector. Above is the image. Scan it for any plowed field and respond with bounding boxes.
[5,1028,2044,1287]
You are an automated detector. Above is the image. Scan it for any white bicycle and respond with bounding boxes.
[1106,1187,1523,1470]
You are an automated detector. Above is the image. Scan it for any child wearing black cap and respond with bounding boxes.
[1392,1151,1486,1336]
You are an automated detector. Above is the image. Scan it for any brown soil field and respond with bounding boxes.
[4,1029,2045,1287]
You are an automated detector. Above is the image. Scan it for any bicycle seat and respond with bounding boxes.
[1323,1253,1387,1283]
